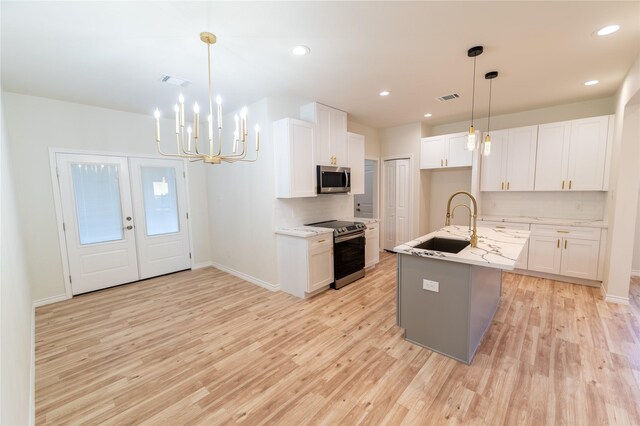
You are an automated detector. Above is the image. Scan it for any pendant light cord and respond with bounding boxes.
[471,56,476,126]
[487,78,492,133]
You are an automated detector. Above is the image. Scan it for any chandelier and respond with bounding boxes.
[153,32,259,164]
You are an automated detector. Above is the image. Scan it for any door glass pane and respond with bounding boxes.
[141,167,179,236]
[71,163,123,245]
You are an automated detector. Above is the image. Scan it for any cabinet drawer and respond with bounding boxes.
[479,221,530,231]
[530,224,600,240]
[308,235,333,249]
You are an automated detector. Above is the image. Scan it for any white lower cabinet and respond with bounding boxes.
[364,223,380,268]
[277,234,333,298]
[478,221,529,269]
[527,225,600,280]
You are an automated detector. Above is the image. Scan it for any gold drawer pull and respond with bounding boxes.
[317,239,326,243]
[507,182,510,190]
[557,239,560,248]
[562,180,565,190]
[445,159,448,166]
[569,180,572,189]
[557,230,569,234]
[495,225,506,229]
[564,240,568,249]
[501,182,504,190]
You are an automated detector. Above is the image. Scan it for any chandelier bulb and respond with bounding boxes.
[216,95,222,105]
[178,94,184,104]
[154,109,160,119]
[194,103,200,114]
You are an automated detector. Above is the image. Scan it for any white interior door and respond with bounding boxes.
[129,158,191,280]
[383,160,397,250]
[57,153,139,294]
[395,159,411,246]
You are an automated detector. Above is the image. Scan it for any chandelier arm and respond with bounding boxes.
[157,140,198,159]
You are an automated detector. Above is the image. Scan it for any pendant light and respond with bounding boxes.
[467,45,484,151]
[482,71,498,156]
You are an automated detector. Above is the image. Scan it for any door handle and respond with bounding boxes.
[507,182,510,190]
[445,159,448,167]
[557,239,560,248]
[356,208,361,211]
[564,240,568,249]
[569,180,572,189]
[562,180,565,190]
[126,216,132,221]
[501,182,504,190]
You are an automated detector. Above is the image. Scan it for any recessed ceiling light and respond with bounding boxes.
[584,80,599,86]
[379,91,390,96]
[292,45,310,56]
[596,25,620,36]
[424,113,433,118]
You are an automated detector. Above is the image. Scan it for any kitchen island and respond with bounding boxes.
[394,225,530,364]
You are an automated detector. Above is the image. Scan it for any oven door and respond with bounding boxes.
[333,231,365,288]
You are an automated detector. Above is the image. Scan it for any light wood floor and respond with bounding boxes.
[35,253,640,425]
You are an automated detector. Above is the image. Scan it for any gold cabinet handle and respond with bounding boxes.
[562,180,565,190]
[317,239,326,243]
[501,182,504,190]
[557,230,569,234]
[569,180,572,189]
[495,225,506,229]
[557,239,560,248]
[445,159,448,167]
[564,240,568,249]
[507,182,510,190]
[441,159,443,167]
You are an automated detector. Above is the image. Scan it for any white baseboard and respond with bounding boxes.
[33,294,69,308]
[192,261,213,270]
[29,306,35,426]
[511,269,600,287]
[210,261,279,292]
[631,269,640,277]
[600,283,630,305]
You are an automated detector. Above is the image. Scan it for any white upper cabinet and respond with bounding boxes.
[273,118,316,198]
[301,102,348,167]
[535,115,610,191]
[419,131,473,169]
[480,125,538,191]
[347,132,365,195]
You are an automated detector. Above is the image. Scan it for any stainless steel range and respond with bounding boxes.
[306,220,366,289]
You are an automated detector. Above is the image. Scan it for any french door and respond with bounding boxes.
[56,154,190,295]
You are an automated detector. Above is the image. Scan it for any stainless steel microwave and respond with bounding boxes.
[317,166,351,194]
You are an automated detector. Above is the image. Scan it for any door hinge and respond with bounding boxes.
[69,275,72,284]
[56,166,60,178]
[183,171,186,178]
[186,212,189,219]
[189,252,192,259]
[62,222,66,232]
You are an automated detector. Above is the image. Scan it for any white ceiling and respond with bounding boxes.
[2,1,639,128]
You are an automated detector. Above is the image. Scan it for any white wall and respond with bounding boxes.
[1,90,33,425]
[429,169,472,231]
[633,190,640,274]
[207,97,356,289]
[348,120,381,159]
[603,51,640,301]
[430,97,615,135]
[380,122,427,237]
[3,93,212,301]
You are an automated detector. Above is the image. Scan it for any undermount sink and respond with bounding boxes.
[413,237,470,254]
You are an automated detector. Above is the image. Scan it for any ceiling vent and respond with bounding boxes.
[161,74,192,87]
[436,93,461,102]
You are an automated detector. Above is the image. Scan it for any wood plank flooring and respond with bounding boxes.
[35,253,640,425]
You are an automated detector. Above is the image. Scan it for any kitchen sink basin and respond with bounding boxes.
[413,237,470,254]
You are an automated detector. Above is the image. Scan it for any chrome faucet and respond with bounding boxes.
[445,191,478,248]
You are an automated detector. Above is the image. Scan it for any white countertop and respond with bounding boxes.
[341,217,380,225]
[478,215,608,229]
[275,226,334,238]
[394,225,530,270]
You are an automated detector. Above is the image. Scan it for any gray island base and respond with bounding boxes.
[397,253,502,364]
[394,225,530,364]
